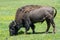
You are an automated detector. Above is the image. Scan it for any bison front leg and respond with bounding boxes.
[46,19,51,33]
[50,19,55,34]
[24,21,30,34]
[30,23,35,34]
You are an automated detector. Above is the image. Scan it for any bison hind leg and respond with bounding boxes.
[50,19,55,34]
[46,19,51,33]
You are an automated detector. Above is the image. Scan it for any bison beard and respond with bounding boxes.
[9,5,57,36]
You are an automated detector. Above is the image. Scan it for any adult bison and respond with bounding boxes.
[9,5,57,36]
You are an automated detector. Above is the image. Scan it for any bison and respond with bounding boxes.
[9,5,57,36]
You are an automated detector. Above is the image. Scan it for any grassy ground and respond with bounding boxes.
[0,0,60,40]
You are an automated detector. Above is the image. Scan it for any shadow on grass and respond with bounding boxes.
[18,31,52,35]
[10,31,53,36]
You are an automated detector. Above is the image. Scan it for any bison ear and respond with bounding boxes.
[13,21,16,26]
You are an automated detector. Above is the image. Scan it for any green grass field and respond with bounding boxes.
[0,0,60,40]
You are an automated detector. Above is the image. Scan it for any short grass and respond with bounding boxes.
[0,0,60,40]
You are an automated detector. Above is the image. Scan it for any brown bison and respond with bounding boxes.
[9,5,57,36]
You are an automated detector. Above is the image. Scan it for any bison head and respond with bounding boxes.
[9,20,23,36]
[9,21,18,36]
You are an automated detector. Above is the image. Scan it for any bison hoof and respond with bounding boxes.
[52,32,55,34]
[45,32,48,34]
[32,31,35,34]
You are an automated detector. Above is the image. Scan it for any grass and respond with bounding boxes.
[0,0,60,40]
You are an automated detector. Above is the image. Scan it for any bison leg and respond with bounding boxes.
[24,21,30,34]
[30,23,35,34]
[50,19,55,33]
[46,19,51,33]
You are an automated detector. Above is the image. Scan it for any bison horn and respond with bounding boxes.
[13,21,16,26]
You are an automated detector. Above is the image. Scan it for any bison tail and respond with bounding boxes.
[52,7,57,18]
